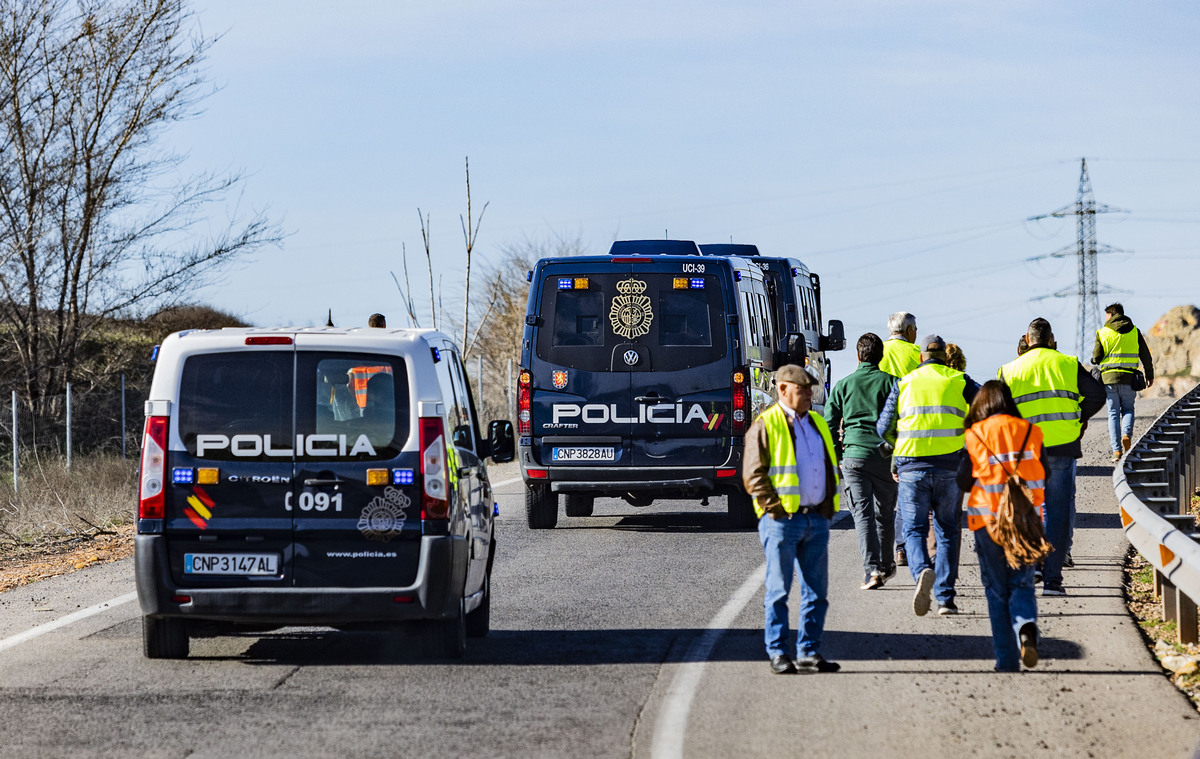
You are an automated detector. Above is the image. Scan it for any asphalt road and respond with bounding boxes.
[1,400,1198,758]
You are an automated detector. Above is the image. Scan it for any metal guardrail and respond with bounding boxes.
[1113,381,1200,644]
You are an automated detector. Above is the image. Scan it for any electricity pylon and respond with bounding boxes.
[1028,158,1129,360]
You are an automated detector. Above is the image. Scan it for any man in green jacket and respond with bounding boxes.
[1092,303,1155,461]
[825,333,897,590]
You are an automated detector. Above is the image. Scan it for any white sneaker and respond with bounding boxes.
[913,568,935,616]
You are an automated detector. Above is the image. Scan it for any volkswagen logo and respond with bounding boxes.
[623,350,639,366]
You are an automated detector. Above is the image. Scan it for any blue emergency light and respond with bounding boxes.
[393,469,415,485]
[172,467,194,485]
[690,278,705,289]
[558,278,573,290]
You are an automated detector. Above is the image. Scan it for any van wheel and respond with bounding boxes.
[726,488,757,530]
[564,494,594,517]
[525,484,558,529]
[465,573,490,638]
[424,601,467,658]
[143,616,189,659]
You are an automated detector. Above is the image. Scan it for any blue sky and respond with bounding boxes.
[174,1,1200,382]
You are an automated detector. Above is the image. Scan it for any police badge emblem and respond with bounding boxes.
[357,486,410,542]
[609,278,653,340]
[552,370,568,389]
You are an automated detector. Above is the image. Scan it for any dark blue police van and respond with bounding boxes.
[517,239,844,529]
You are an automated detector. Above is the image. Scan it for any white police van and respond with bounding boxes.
[517,240,843,529]
[135,327,514,659]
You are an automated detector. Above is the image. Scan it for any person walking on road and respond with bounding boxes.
[1092,303,1155,462]
[877,335,980,617]
[825,333,897,590]
[878,311,920,566]
[958,380,1045,671]
[743,365,842,675]
[999,318,1105,596]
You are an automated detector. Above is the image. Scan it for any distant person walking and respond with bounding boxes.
[958,380,1045,671]
[877,335,980,616]
[825,333,897,590]
[368,313,387,328]
[879,311,920,379]
[1092,303,1155,462]
[878,310,920,566]
[743,365,841,674]
[999,318,1105,596]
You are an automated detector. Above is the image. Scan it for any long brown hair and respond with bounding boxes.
[965,380,1020,428]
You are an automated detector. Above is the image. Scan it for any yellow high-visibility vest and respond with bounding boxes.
[754,404,840,518]
[998,347,1082,448]
[895,363,968,457]
[1097,326,1140,374]
[879,338,920,378]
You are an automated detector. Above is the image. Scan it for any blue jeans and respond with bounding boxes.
[1105,384,1136,453]
[898,468,961,605]
[974,528,1037,671]
[1042,455,1076,585]
[842,457,897,576]
[759,511,830,658]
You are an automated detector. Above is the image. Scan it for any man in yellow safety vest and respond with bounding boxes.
[1092,303,1154,461]
[999,318,1105,597]
[743,364,841,675]
[878,311,921,566]
[876,334,980,618]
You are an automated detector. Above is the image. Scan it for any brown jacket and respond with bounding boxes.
[742,406,838,520]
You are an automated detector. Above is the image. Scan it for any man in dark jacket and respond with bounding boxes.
[825,333,897,590]
[1092,303,1155,461]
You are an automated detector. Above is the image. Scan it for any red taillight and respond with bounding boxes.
[139,416,169,520]
[610,257,651,262]
[517,369,532,436]
[245,336,293,345]
[731,370,749,435]
[716,468,738,478]
[393,595,415,604]
[420,417,449,519]
[526,468,548,479]
[171,595,192,604]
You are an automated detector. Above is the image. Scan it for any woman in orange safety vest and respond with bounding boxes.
[957,380,1045,672]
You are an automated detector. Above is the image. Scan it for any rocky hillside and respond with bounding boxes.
[1143,305,1200,398]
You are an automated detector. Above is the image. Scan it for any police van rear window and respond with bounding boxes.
[536,273,727,372]
[177,351,409,462]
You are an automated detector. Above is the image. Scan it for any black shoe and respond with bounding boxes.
[795,653,840,673]
[937,600,959,616]
[1019,622,1038,668]
[1063,553,1074,569]
[896,546,908,567]
[1042,581,1066,597]
[880,563,898,581]
[769,654,797,674]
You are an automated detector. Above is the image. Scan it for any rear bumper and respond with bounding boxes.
[519,443,743,496]
[134,534,467,625]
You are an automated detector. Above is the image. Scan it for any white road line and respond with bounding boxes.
[0,591,138,654]
[651,562,765,759]
[491,476,523,489]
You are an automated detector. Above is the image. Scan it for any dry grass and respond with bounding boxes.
[1125,548,1200,708]
[0,453,135,548]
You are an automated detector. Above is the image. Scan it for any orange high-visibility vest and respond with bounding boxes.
[963,414,1046,531]
[349,365,393,408]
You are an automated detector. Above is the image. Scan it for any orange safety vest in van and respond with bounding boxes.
[349,365,393,408]
[963,414,1046,531]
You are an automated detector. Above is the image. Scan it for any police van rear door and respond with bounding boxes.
[531,263,633,465]
[289,346,421,588]
[624,259,733,466]
[168,345,296,588]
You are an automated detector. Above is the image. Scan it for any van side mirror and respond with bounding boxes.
[776,332,807,367]
[488,420,515,463]
[820,320,846,351]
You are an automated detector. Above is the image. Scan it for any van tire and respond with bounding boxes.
[424,601,467,658]
[465,573,490,638]
[143,616,189,659]
[525,485,558,529]
[726,488,757,530]
[563,494,594,517]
